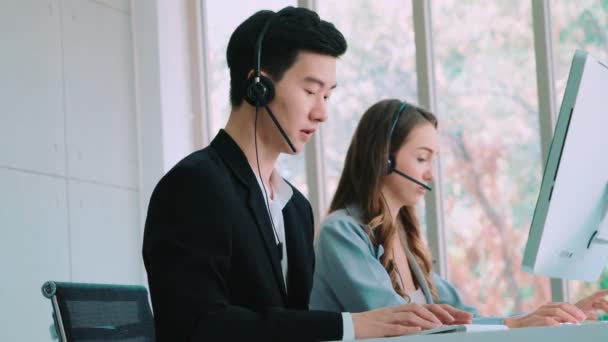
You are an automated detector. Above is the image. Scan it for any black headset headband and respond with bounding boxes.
[254,13,277,81]
[388,101,408,150]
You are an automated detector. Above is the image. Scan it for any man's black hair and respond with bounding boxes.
[226,6,347,107]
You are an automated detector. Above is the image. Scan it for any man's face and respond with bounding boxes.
[260,51,337,154]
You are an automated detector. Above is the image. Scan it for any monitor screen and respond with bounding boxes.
[522,50,608,282]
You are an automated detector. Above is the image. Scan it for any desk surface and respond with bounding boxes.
[358,322,608,342]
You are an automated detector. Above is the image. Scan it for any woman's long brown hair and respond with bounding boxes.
[329,99,439,301]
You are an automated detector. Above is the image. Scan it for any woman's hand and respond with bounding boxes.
[504,302,586,328]
[574,289,608,320]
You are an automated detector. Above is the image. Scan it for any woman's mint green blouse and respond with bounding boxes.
[310,207,504,325]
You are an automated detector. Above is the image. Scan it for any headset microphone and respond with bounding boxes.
[387,101,433,192]
[264,105,296,153]
[389,161,433,191]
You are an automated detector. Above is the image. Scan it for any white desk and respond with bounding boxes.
[358,323,607,342]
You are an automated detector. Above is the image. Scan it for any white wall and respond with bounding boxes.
[132,0,205,227]
[157,0,199,169]
[0,0,204,339]
[0,0,144,340]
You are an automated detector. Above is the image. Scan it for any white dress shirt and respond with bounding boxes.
[254,169,354,341]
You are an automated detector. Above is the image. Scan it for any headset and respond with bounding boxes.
[387,102,433,191]
[244,12,296,153]
[245,12,294,261]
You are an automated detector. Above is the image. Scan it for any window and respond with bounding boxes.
[432,0,550,316]
[317,0,417,208]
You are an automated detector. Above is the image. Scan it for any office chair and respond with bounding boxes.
[42,281,155,341]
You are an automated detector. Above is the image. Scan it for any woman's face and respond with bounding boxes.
[383,123,439,206]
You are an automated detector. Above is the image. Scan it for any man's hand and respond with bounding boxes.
[504,302,586,328]
[574,289,608,320]
[351,304,443,339]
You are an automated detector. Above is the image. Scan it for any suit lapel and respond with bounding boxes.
[283,204,307,305]
[247,187,288,302]
[211,130,288,303]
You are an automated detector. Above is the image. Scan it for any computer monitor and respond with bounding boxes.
[522,50,608,282]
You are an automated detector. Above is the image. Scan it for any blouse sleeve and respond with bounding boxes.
[311,216,407,313]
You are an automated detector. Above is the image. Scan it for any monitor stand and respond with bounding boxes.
[587,182,608,248]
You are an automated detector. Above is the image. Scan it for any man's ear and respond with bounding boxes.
[247,69,272,81]
[260,71,271,80]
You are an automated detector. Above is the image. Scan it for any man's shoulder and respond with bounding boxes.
[154,146,231,195]
[176,145,222,171]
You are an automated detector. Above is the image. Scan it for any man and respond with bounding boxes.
[143,7,460,341]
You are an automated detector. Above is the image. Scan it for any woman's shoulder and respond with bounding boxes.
[322,207,362,230]
[316,207,385,262]
[318,207,373,245]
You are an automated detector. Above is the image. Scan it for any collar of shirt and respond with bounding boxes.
[253,168,293,210]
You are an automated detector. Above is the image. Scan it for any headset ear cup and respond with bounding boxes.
[256,75,275,106]
[244,77,257,106]
[244,75,275,107]
[387,155,395,175]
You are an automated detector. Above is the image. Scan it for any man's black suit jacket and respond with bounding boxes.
[143,130,343,341]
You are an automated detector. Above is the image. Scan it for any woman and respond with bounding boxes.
[310,99,608,328]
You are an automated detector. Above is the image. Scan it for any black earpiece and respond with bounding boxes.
[245,75,275,107]
[245,12,277,108]
[387,154,396,174]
